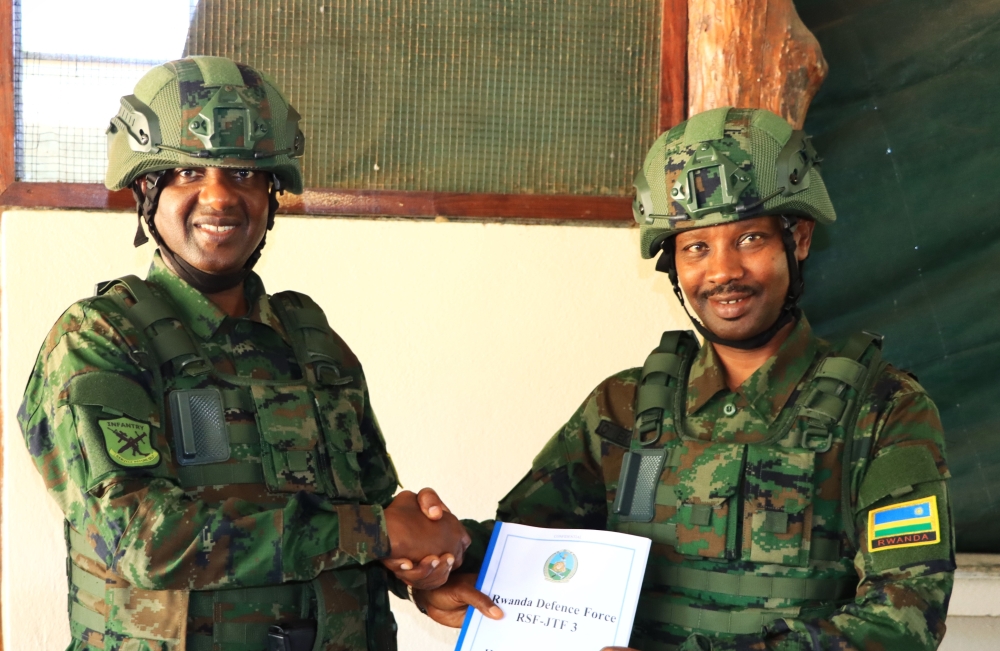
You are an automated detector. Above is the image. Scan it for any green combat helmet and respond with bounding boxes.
[105,56,305,292]
[632,107,837,349]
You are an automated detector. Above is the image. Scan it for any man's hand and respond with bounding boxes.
[413,573,503,627]
[383,552,457,590]
[382,488,470,588]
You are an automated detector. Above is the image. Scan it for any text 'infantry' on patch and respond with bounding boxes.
[99,417,160,468]
[868,495,941,552]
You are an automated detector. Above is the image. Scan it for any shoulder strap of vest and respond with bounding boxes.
[270,291,354,387]
[97,275,211,377]
[787,331,883,453]
[838,331,888,557]
[633,330,699,446]
[793,329,886,557]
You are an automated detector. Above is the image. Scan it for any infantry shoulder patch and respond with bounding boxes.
[98,417,160,468]
[868,496,940,552]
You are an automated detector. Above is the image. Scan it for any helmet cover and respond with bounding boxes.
[105,56,304,193]
[633,107,836,258]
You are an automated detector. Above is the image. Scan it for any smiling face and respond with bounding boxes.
[673,216,815,343]
[150,167,271,275]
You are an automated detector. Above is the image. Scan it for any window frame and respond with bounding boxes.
[0,0,686,220]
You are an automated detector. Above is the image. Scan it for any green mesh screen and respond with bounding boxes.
[184,0,662,195]
[797,0,1000,551]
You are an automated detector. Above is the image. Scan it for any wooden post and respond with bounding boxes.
[687,0,827,128]
[1,0,15,195]
[659,0,689,132]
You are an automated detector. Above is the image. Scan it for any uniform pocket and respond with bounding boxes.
[250,384,326,493]
[671,441,745,559]
[744,447,816,566]
[313,388,367,500]
[105,581,188,650]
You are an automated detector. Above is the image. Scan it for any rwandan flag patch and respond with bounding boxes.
[868,496,940,552]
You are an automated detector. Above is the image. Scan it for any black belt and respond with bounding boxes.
[186,620,316,651]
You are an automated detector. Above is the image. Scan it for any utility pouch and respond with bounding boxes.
[314,387,367,500]
[613,449,667,523]
[744,447,816,567]
[252,384,326,494]
[672,441,745,559]
[169,388,230,466]
[267,621,317,651]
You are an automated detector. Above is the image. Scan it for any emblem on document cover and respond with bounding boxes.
[544,550,578,582]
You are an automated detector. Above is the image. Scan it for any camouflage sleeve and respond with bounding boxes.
[725,371,955,651]
[451,371,640,574]
[495,372,635,530]
[454,372,638,573]
[18,301,390,592]
[354,381,399,506]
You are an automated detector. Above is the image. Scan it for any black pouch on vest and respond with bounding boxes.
[267,622,317,651]
[169,388,230,465]
[613,449,667,523]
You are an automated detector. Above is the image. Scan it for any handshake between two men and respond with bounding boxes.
[380,488,504,627]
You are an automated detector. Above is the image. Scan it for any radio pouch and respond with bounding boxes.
[170,388,230,466]
[613,449,667,522]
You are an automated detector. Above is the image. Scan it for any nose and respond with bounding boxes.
[198,169,240,212]
[704,245,745,287]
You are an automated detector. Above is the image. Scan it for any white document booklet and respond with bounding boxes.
[455,522,652,651]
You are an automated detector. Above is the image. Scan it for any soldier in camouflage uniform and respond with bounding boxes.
[18,56,468,651]
[413,107,955,650]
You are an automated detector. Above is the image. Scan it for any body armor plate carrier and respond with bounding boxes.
[66,275,397,651]
[609,329,886,644]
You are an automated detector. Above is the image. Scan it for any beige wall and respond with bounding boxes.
[0,209,689,650]
[5,210,995,650]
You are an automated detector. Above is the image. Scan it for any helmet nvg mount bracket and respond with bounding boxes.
[105,56,306,294]
[633,106,837,350]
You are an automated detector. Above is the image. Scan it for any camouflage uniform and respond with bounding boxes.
[19,56,407,651]
[463,108,954,651]
[19,252,403,651]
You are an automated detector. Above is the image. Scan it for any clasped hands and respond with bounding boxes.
[380,488,503,626]
[381,488,471,590]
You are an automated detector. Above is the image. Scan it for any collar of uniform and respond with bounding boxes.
[685,316,820,423]
[245,274,294,346]
[145,251,287,343]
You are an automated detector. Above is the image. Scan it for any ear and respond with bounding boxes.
[792,219,816,262]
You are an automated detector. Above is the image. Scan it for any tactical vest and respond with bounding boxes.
[608,329,885,649]
[65,276,397,651]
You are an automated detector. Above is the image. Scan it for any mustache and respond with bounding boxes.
[699,282,759,301]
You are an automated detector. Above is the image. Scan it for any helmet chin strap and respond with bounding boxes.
[131,171,282,295]
[656,217,805,351]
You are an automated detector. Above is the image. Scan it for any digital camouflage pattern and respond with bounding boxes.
[105,56,305,193]
[465,318,954,651]
[19,253,401,651]
[633,107,836,259]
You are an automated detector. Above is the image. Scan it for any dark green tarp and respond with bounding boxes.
[798,0,1000,552]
